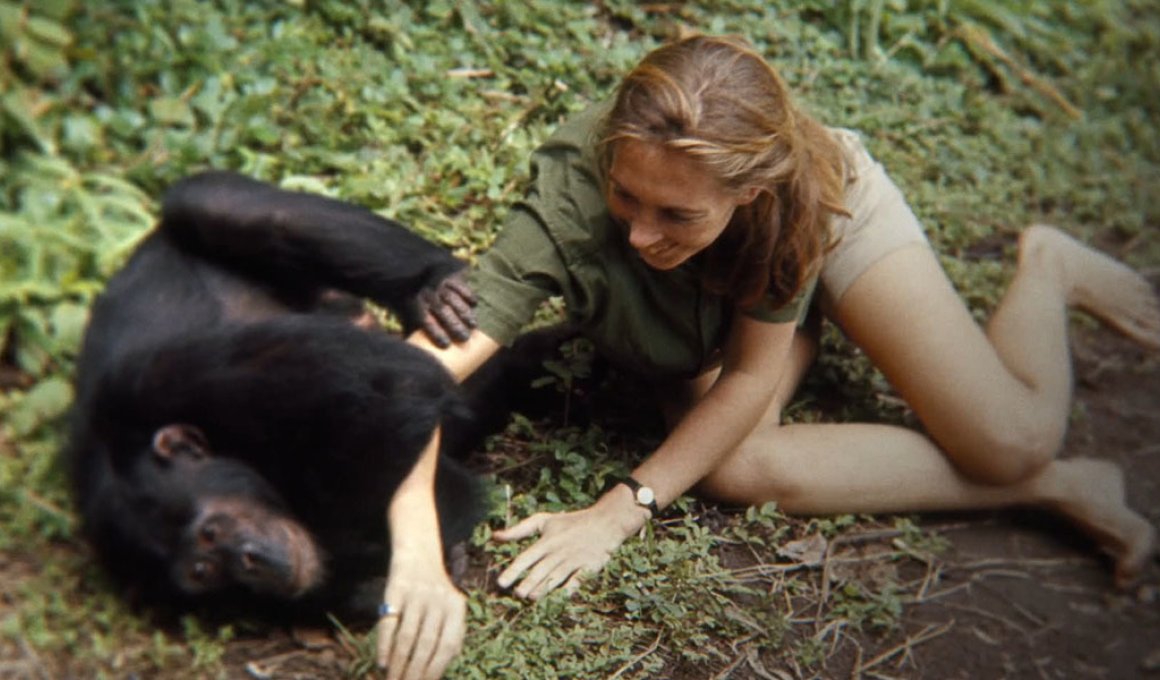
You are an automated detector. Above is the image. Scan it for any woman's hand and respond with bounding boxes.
[376,548,467,680]
[377,425,467,680]
[494,485,650,600]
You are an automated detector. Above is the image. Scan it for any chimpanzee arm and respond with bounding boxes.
[159,171,475,338]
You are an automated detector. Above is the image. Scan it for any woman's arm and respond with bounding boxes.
[495,314,798,599]
[374,329,503,678]
[377,427,463,680]
[408,327,502,382]
[634,314,797,505]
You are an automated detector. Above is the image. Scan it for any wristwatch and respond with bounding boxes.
[612,476,659,517]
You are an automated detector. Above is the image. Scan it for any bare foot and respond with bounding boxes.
[1020,224,1160,350]
[1044,458,1156,587]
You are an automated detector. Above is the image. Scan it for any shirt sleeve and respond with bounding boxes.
[468,203,566,346]
[467,104,612,346]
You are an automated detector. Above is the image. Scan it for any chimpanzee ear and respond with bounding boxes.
[152,424,211,460]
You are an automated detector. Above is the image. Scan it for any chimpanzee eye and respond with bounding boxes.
[199,524,218,545]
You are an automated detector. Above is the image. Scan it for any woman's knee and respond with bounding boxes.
[943,412,1062,485]
[696,441,809,508]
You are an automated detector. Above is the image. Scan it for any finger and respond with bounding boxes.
[401,608,442,680]
[493,513,548,542]
[496,538,552,590]
[443,276,478,305]
[430,302,473,342]
[518,554,575,601]
[376,611,402,670]
[426,598,467,680]
[387,608,424,680]
[440,294,477,335]
[439,285,477,322]
[562,570,587,597]
[420,312,451,348]
[531,552,606,600]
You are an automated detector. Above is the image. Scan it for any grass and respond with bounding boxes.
[2,0,1159,677]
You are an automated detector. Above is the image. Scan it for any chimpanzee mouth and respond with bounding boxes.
[283,522,326,598]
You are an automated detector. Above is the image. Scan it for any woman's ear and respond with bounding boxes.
[736,186,762,206]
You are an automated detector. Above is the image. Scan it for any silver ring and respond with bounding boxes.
[378,602,400,618]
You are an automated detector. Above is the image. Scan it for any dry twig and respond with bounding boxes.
[851,619,956,678]
[942,602,1027,635]
[606,631,662,680]
[954,22,1082,119]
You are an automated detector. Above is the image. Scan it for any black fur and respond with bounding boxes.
[66,171,493,618]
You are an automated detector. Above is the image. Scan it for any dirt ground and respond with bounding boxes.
[220,328,1160,678]
[797,326,1160,680]
[2,326,1157,679]
[889,328,1160,680]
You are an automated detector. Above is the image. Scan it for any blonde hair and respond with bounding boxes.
[598,35,849,310]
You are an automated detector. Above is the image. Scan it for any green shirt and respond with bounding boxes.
[469,103,815,379]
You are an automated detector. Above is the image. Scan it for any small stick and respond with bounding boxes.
[852,620,956,676]
[446,67,494,78]
[942,602,1027,635]
[606,631,662,680]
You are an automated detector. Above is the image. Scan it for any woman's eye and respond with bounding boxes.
[611,186,635,204]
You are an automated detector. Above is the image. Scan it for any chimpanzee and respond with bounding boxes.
[64,171,527,618]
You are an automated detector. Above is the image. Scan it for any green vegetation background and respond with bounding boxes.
[2,1,1158,677]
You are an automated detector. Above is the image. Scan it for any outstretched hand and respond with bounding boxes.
[494,488,650,600]
[415,271,477,348]
[376,549,467,680]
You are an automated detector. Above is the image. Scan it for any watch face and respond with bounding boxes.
[636,486,655,506]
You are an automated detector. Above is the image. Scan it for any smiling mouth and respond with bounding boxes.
[637,247,685,271]
[637,249,665,264]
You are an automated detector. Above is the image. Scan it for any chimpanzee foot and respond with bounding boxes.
[447,541,470,587]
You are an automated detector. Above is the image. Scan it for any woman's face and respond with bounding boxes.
[607,139,757,270]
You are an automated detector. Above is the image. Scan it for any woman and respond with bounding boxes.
[376,34,1159,679]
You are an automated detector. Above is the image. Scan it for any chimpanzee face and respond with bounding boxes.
[130,425,326,598]
[173,495,325,597]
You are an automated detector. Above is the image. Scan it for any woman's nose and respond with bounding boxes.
[628,217,662,250]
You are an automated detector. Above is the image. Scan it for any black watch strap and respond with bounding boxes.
[608,475,659,517]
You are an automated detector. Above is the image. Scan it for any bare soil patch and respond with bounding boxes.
[893,329,1160,680]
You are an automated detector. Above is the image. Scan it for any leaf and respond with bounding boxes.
[279,175,336,196]
[16,38,70,80]
[0,3,20,40]
[529,375,557,389]
[7,376,73,437]
[148,96,194,126]
[1,90,55,154]
[61,114,102,153]
[49,301,88,353]
[24,14,72,47]
[776,533,828,566]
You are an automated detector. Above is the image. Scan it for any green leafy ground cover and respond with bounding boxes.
[2,1,1158,677]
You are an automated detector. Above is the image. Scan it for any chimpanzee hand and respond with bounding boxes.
[413,271,477,348]
[377,550,467,680]
[493,487,650,600]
